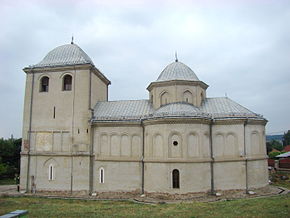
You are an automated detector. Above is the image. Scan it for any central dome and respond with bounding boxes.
[32,43,94,68]
[156,61,199,82]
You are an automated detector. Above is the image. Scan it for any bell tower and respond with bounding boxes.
[20,43,110,193]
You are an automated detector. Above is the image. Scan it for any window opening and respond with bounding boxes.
[99,168,104,183]
[48,164,54,181]
[172,169,180,188]
[173,141,178,146]
[53,106,56,119]
[40,76,49,92]
[63,75,72,91]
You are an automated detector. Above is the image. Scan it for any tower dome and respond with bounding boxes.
[156,61,199,82]
[31,43,94,68]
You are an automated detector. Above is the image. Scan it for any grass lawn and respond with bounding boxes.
[0,195,289,218]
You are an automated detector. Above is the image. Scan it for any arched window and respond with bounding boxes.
[99,167,104,184]
[161,92,169,106]
[172,169,180,188]
[183,91,193,103]
[40,76,49,92]
[48,164,54,181]
[63,75,72,91]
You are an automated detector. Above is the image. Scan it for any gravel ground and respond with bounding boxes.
[0,185,288,203]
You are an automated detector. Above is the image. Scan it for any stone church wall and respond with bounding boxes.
[93,125,143,192]
[144,162,211,194]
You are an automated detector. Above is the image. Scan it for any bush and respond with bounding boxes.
[268,151,283,159]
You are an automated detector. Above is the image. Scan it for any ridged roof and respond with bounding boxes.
[156,61,199,82]
[93,100,153,121]
[30,43,94,68]
[93,97,263,122]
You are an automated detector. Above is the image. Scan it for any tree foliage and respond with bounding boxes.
[268,151,283,159]
[0,138,21,178]
[267,140,283,153]
[283,130,290,146]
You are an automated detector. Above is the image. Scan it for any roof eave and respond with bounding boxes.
[147,80,209,91]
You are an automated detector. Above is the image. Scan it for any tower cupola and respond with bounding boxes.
[147,60,208,109]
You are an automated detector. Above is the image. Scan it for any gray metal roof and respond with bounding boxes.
[93,97,263,122]
[201,97,261,118]
[93,100,153,121]
[29,43,94,68]
[156,61,199,82]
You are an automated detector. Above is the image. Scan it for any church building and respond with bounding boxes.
[20,42,268,195]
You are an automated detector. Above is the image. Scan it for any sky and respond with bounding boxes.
[0,0,289,138]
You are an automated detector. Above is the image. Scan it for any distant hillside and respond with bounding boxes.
[266,134,283,142]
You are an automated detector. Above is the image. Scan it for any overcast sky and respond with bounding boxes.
[0,0,289,138]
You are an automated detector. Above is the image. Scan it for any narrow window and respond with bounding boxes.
[99,168,104,184]
[172,169,180,188]
[63,75,72,91]
[40,76,49,92]
[53,106,56,119]
[48,164,54,181]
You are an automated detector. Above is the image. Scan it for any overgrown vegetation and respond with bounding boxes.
[270,171,290,190]
[283,130,290,147]
[0,138,21,179]
[267,131,290,159]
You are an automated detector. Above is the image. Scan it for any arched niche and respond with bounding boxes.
[183,90,193,104]
[251,131,261,155]
[187,132,199,157]
[100,134,109,156]
[225,133,238,156]
[160,91,170,106]
[153,134,163,157]
[121,134,130,156]
[110,134,120,156]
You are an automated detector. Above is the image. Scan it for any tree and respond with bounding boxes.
[267,140,283,152]
[0,138,21,178]
[283,130,290,146]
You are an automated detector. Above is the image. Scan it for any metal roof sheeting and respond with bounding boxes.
[93,97,263,122]
[156,61,199,82]
[30,44,94,68]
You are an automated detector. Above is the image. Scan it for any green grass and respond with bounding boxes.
[0,179,15,185]
[0,195,289,218]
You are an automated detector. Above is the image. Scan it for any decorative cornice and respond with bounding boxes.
[95,156,142,162]
[147,80,209,91]
[143,117,211,126]
[21,151,91,157]
[246,119,268,126]
[23,63,92,73]
[91,67,111,85]
[92,116,266,127]
[213,119,247,125]
[92,121,142,127]
[144,157,212,163]
[23,64,111,86]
